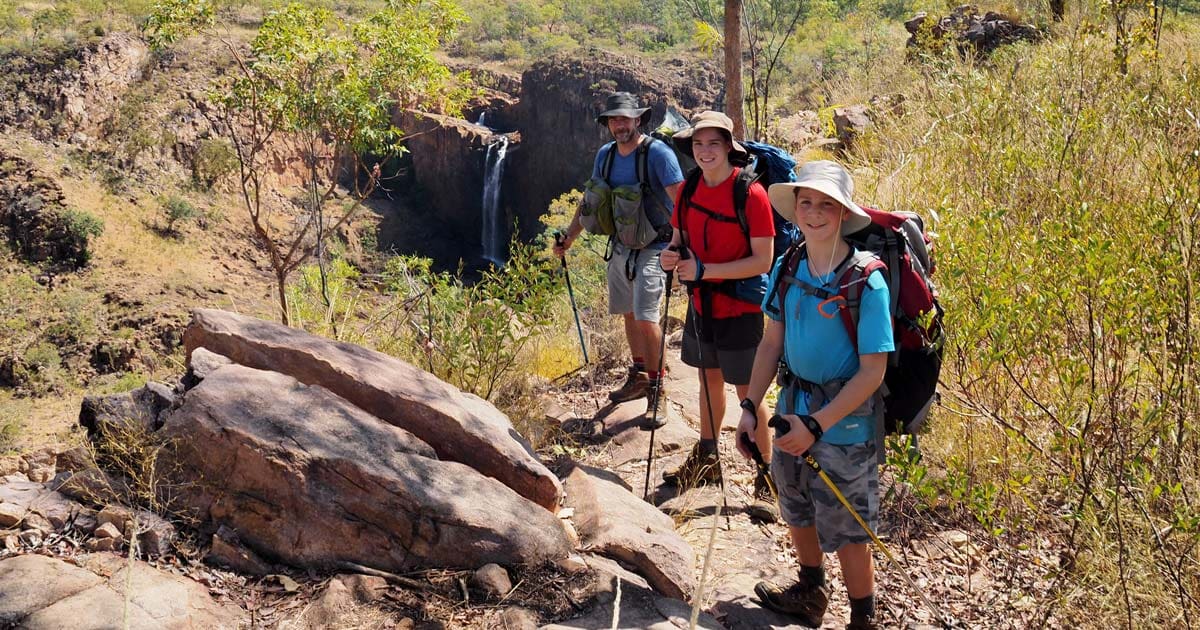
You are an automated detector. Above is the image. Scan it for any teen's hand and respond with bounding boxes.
[773,414,816,456]
[659,247,679,271]
[735,409,758,460]
[675,256,702,282]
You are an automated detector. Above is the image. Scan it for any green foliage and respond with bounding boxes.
[379,241,559,400]
[31,6,73,36]
[287,256,363,340]
[60,208,104,266]
[860,24,1200,623]
[191,137,237,189]
[160,195,198,233]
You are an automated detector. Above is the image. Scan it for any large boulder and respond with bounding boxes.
[159,363,571,572]
[0,151,97,270]
[0,554,241,629]
[183,308,562,511]
[561,464,696,601]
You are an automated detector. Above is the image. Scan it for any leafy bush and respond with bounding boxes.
[160,195,198,233]
[857,23,1200,625]
[192,137,237,189]
[61,208,103,267]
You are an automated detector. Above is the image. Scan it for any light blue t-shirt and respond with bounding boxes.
[592,137,684,239]
[763,253,894,444]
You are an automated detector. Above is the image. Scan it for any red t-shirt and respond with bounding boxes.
[671,167,775,318]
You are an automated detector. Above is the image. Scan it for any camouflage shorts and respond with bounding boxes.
[771,440,879,553]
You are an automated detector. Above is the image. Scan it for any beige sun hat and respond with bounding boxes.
[670,111,750,164]
[768,160,872,235]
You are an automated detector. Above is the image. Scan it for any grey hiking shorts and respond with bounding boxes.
[771,439,879,553]
[606,243,666,322]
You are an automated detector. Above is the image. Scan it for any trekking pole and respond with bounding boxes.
[767,415,955,630]
[738,431,779,504]
[555,232,589,365]
[642,251,676,500]
[679,247,731,528]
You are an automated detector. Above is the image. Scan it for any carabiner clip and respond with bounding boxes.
[817,295,845,319]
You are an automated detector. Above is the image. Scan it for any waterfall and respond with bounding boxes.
[481,136,509,266]
[476,111,488,127]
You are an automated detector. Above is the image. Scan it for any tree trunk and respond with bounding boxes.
[724,0,745,139]
[1050,0,1064,22]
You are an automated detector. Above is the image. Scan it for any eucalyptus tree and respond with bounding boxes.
[146,0,467,325]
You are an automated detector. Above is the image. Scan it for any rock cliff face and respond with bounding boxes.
[508,52,722,238]
[0,33,149,137]
[394,110,513,259]
[390,52,721,263]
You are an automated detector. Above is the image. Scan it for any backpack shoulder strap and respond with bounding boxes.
[834,250,886,352]
[677,168,703,251]
[600,141,617,182]
[635,135,652,188]
[732,166,760,252]
[764,241,806,319]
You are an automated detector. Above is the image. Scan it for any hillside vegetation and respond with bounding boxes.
[1,0,1198,626]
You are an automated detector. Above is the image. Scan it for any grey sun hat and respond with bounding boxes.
[671,111,750,164]
[596,92,652,127]
[767,160,873,235]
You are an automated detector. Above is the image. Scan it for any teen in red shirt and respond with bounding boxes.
[658,111,775,496]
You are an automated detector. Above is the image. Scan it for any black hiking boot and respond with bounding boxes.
[745,472,779,523]
[639,382,669,431]
[754,571,830,626]
[847,612,879,630]
[609,367,649,403]
[662,443,721,487]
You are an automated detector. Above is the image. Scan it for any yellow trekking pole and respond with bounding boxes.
[766,415,955,629]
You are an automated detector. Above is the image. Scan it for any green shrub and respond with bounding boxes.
[61,208,103,267]
[192,137,237,189]
[160,195,198,233]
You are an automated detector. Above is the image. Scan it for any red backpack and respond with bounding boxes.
[764,206,944,436]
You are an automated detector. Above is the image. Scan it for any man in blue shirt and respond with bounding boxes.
[555,93,684,419]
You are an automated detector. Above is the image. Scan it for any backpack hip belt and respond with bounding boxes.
[776,365,884,419]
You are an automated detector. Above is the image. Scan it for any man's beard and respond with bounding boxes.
[612,128,634,144]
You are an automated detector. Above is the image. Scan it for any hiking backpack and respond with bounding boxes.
[764,206,944,436]
[678,140,802,259]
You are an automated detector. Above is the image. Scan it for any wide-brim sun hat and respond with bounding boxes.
[671,110,750,164]
[596,92,652,127]
[768,160,873,235]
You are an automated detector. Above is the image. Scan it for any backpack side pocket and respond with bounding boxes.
[611,185,658,249]
[580,177,615,235]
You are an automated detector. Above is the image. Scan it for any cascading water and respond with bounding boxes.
[476,111,488,127]
[480,135,509,266]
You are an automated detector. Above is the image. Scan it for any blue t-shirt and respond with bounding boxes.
[593,137,684,233]
[762,253,894,444]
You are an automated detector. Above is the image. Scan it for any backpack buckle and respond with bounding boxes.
[817,295,845,319]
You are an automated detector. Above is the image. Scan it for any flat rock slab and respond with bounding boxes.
[562,464,695,601]
[541,555,723,630]
[162,364,570,572]
[711,593,817,629]
[0,478,75,531]
[0,553,241,629]
[184,308,562,511]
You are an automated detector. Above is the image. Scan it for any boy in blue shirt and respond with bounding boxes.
[735,161,893,630]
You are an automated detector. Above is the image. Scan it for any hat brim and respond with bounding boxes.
[597,107,652,127]
[672,125,750,165]
[768,181,873,235]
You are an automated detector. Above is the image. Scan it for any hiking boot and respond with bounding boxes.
[745,472,779,523]
[662,443,722,486]
[639,383,669,431]
[754,572,830,626]
[609,368,649,403]
[846,613,879,630]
